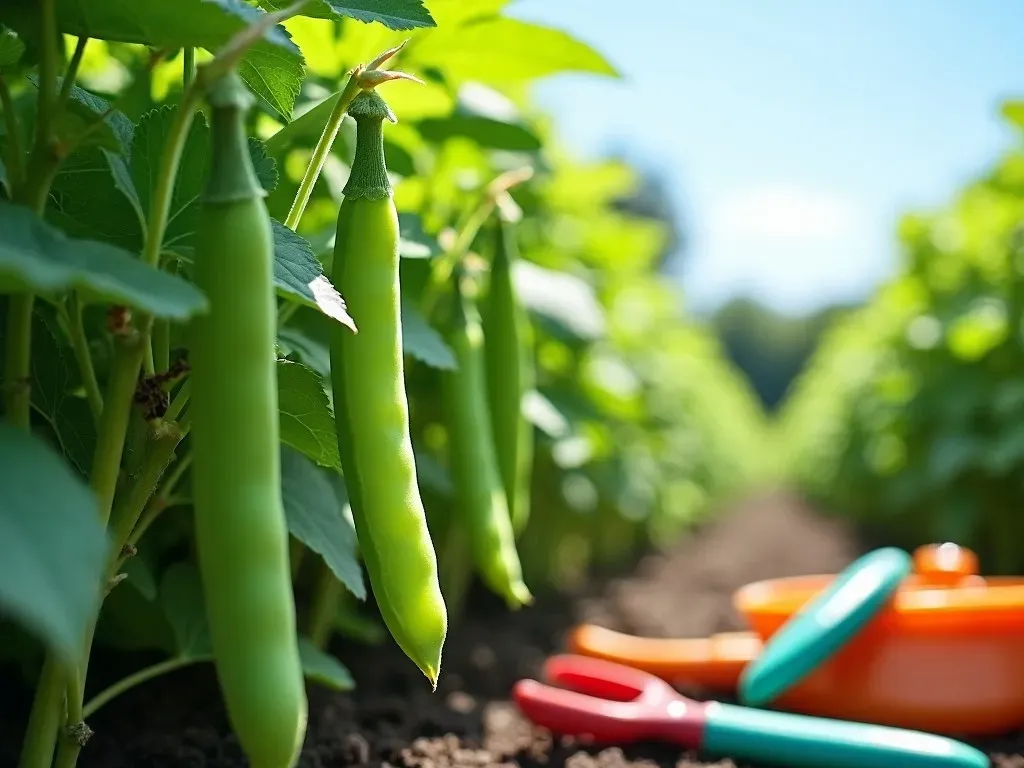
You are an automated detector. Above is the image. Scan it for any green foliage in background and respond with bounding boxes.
[779,104,1024,573]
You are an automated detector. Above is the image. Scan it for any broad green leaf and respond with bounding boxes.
[278,326,330,378]
[281,446,365,599]
[131,106,209,250]
[408,18,618,84]
[273,220,357,331]
[297,638,355,690]
[260,0,435,30]
[398,213,441,259]
[160,562,212,659]
[0,202,208,320]
[27,310,96,475]
[0,423,107,661]
[277,358,341,470]
[401,296,456,369]
[27,75,133,155]
[121,555,158,601]
[1001,100,1024,131]
[416,114,541,152]
[523,388,570,438]
[514,259,605,341]
[0,26,25,68]
[249,137,280,193]
[49,148,142,251]
[0,0,299,53]
[239,40,306,121]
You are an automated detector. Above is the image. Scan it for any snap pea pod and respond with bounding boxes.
[329,90,447,686]
[443,273,532,609]
[482,216,535,536]
[189,72,307,768]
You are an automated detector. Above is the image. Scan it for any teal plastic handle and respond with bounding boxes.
[702,702,990,768]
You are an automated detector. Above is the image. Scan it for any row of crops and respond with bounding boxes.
[778,104,1024,573]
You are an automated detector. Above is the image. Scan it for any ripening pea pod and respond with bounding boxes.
[328,89,448,686]
[442,272,532,609]
[188,72,307,768]
[481,216,535,537]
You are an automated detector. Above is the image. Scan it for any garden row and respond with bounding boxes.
[779,103,1024,572]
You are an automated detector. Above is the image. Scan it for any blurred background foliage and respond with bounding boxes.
[779,106,1024,574]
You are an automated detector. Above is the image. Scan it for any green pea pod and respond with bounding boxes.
[329,90,447,686]
[443,274,532,609]
[189,72,307,768]
[481,217,535,536]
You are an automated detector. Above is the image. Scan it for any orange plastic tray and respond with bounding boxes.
[568,543,1024,735]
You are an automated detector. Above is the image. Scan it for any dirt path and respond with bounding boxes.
[5,491,1023,767]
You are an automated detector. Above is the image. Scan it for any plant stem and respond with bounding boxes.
[182,48,196,89]
[0,76,24,189]
[64,295,103,421]
[58,37,88,105]
[283,77,361,231]
[16,657,66,768]
[81,657,199,720]
[421,198,498,320]
[164,377,191,422]
[106,421,184,571]
[3,294,34,429]
[308,563,342,648]
[116,450,193,573]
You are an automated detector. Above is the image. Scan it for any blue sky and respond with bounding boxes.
[507,1,1024,316]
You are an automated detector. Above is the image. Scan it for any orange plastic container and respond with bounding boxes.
[568,543,1024,736]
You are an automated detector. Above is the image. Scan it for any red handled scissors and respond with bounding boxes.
[511,654,989,768]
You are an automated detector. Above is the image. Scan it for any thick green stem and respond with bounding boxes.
[164,377,190,422]
[81,657,198,720]
[4,294,34,429]
[16,657,66,768]
[182,48,196,89]
[283,78,361,231]
[64,296,103,422]
[116,450,193,573]
[106,421,184,570]
[308,564,342,648]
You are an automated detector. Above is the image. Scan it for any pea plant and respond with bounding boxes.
[0,1,771,767]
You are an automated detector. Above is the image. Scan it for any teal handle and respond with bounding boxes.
[702,703,990,768]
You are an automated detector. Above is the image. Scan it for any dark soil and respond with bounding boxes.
[5,491,1024,767]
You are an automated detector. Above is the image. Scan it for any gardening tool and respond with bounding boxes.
[568,542,1024,735]
[512,654,990,768]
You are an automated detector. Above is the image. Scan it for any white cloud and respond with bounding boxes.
[708,183,862,242]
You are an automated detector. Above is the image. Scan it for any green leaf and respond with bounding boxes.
[259,0,435,30]
[281,446,365,599]
[160,562,212,660]
[121,555,158,601]
[398,213,441,259]
[2,0,299,52]
[248,137,279,193]
[0,201,208,320]
[28,309,96,475]
[0,423,108,661]
[239,41,305,122]
[408,18,618,84]
[273,220,356,331]
[416,114,541,152]
[1001,100,1024,131]
[401,296,456,369]
[0,26,25,68]
[49,148,142,251]
[131,106,209,249]
[297,638,354,690]
[278,326,330,378]
[277,358,341,470]
[27,75,134,155]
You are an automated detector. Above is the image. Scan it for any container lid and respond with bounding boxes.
[738,546,912,708]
